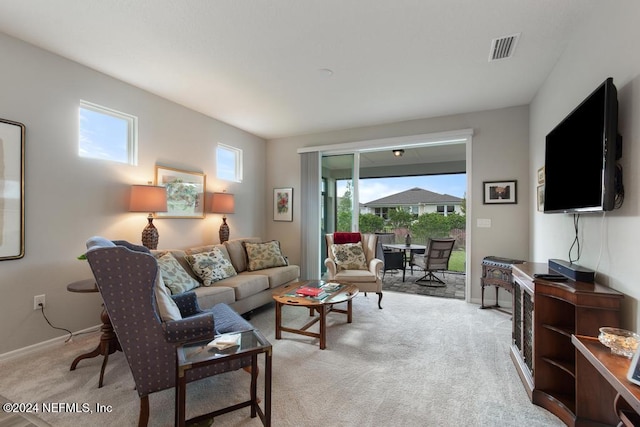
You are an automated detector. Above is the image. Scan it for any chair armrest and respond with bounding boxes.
[369,258,383,276]
[324,258,337,279]
[163,313,216,344]
[171,291,203,318]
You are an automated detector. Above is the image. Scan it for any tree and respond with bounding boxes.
[359,213,385,233]
[460,193,467,215]
[337,181,353,231]
[387,207,414,229]
[410,213,456,241]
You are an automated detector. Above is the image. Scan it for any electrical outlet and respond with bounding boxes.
[34,294,46,310]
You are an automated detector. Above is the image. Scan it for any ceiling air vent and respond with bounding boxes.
[489,33,520,62]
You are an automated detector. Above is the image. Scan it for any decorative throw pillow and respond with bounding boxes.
[155,251,200,294]
[244,240,288,271]
[186,247,237,286]
[331,242,368,271]
[154,272,182,321]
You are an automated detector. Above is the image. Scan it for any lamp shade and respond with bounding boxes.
[210,192,235,214]
[129,185,168,212]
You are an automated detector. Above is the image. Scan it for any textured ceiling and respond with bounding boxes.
[0,1,595,139]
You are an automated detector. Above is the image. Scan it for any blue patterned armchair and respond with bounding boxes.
[85,239,254,426]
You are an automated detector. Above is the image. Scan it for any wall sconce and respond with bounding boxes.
[210,192,235,243]
[129,184,167,249]
[393,149,405,157]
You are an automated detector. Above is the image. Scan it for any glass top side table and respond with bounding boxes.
[176,329,272,427]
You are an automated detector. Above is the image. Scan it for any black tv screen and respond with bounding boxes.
[544,77,621,213]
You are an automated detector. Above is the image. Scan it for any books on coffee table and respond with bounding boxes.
[293,281,344,299]
[296,286,326,297]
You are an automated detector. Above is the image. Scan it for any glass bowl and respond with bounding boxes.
[598,327,640,358]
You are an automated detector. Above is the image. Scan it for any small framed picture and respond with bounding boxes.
[537,166,545,184]
[537,185,545,212]
[273,187,293,222]
[155,166,206,218]
[483,180,517,204]
[628,342,640,386]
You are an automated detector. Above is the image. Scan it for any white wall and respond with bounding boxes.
[266,105,531,306]
[530,2,640,330]
[0,33,267,354]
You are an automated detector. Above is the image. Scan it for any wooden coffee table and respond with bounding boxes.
[272,280,358,350]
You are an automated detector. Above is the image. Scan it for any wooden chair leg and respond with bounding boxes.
[377,292,383,309]
[138,396,149,427]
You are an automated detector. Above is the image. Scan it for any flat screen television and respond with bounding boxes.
[543,77,623,213]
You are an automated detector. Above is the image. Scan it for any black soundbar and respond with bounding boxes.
[548,259,595,283]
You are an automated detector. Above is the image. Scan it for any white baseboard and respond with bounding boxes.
[0,324,101,362]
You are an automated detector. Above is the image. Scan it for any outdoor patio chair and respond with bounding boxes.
[410,238,456,286]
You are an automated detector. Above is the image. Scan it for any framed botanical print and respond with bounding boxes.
[273,187,293,221]
[155,166,206,218]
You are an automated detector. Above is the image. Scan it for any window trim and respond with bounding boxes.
[216,143,243,183]
[79,100,138,165]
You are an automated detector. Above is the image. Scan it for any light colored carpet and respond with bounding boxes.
[0,292,563,426]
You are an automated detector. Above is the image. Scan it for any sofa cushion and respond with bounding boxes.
[244,240,288,271]
[223,237,260,273]
[242,265,300,288]
[214,274,269,300]
[331,242,368,271]
[186,247,237,286]
[155,251,200,294]
[192,285,236,310]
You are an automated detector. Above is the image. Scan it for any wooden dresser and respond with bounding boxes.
[510,262,624,426]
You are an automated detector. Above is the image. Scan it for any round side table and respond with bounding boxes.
[67,278,121,388]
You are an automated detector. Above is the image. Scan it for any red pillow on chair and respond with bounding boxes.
[333,232,362,244]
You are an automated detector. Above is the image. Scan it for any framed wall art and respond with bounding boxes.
[537,185,545,212]
[273,187,293,222]
[537,166,545,184]
[155,166,206,218]
[0,118,25,260]
[483,180,517,205]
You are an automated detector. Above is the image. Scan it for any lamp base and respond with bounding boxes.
[142,217,159,250]
[219,217,230,243]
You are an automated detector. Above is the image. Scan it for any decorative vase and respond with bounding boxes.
[405,234,411,246]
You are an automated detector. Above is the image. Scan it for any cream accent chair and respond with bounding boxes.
[324,233,384,309]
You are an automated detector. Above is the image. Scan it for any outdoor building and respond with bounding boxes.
[362,187,464,219]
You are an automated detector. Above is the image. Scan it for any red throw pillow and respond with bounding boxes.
[333,232,362,244]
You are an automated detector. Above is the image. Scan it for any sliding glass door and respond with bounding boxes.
[322,153,357,233]
[321,154,358,274]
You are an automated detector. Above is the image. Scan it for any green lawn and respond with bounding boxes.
[448,249,466,272]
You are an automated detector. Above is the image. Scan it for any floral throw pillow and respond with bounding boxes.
[331,242,368,271]
[186,247,237,286]
[155,251,200,294]
[244,241,288,271]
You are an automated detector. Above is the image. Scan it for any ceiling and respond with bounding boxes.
[323,143,467,170]
[0,1,595,140]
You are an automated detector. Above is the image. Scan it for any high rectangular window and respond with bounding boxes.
[79,100,137,164]
[216,143,243,182]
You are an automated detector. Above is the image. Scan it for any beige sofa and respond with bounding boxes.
[152,237,300,315]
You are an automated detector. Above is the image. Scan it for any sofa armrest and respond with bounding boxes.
[163,313,216,344]
[324,258,337,279]
[171,291,203,318]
